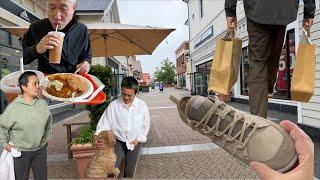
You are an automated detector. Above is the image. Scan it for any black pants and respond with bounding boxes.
[246,18,286,118]
[115,140,141,178]
[14,144,48,180]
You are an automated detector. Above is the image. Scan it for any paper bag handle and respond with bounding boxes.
[301,28,311,44]
[306,28,310,37]
[223,30,235,40]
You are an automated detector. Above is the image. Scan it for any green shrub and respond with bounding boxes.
[1,68,10,78]
[72,65,115,144]
[72,126,94,144]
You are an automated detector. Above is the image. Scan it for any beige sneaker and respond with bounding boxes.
[170,95,297,173]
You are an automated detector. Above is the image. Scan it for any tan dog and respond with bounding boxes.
[85,130,120,178]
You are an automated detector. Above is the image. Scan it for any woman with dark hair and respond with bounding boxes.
[0,71,52,180]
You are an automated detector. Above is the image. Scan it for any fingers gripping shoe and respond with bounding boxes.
[170,95,297,173]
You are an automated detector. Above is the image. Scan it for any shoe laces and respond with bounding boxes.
[190,97,258,149]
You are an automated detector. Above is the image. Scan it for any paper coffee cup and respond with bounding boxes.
[49,31,65,64]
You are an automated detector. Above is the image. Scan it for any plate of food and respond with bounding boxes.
[42,73,94,102]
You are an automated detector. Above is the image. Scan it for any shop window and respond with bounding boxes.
[194,26,213,49]
[196,60,212,72]
[0,30,10,46]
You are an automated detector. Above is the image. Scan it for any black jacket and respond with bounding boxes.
[225,0,315,25]
[22,18,92,74]
[0,90,7,114]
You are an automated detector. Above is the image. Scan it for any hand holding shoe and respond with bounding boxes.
[250,120,314,180]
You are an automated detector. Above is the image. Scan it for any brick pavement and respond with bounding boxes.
[47,160,78,179]
[146,108,211,147]
[135,88,257,179]
[135,150,257,179]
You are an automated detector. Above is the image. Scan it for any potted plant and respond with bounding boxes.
[70,64,115,179]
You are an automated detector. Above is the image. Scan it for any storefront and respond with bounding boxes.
[186,1,320,130]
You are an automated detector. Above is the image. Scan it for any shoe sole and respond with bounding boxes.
[170,94,298,173]
[277,153,297,173]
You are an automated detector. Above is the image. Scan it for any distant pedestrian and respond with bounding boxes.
[159,81,164,92]
[225,0,315,118]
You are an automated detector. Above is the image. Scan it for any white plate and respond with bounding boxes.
[0,70,45,94]
[42,73,94,102]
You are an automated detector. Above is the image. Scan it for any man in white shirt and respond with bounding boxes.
[95,76,150,177]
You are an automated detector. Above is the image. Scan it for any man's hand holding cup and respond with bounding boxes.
[36,31,65,64]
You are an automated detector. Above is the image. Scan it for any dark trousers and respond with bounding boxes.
[14,144,48,180]
[246,18,286,118]
[115,140,141,178]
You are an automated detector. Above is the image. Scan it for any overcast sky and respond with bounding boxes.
[117,0,188,75]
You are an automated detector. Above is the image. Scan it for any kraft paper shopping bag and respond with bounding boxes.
[208,31,242,95]
[291,29,316,102]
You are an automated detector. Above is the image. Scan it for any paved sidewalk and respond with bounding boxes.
[135,150,256,179]
[47,111,90,179]
[134,88,257,179]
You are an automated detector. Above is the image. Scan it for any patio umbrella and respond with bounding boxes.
[1,23,175,57]
[2,26,27,38]
[87,23,174,57]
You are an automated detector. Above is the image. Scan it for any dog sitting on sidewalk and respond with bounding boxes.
[85,130,120,178]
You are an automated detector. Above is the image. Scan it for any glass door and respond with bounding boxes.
[195,72,203,95]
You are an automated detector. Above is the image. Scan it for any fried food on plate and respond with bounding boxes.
[45,73,88,98]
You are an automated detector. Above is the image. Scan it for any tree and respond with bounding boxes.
[153,58,176,84]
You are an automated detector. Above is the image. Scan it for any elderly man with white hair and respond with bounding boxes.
[22,0,92,74]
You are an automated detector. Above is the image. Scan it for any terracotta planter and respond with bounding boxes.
[70,143,95,179]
